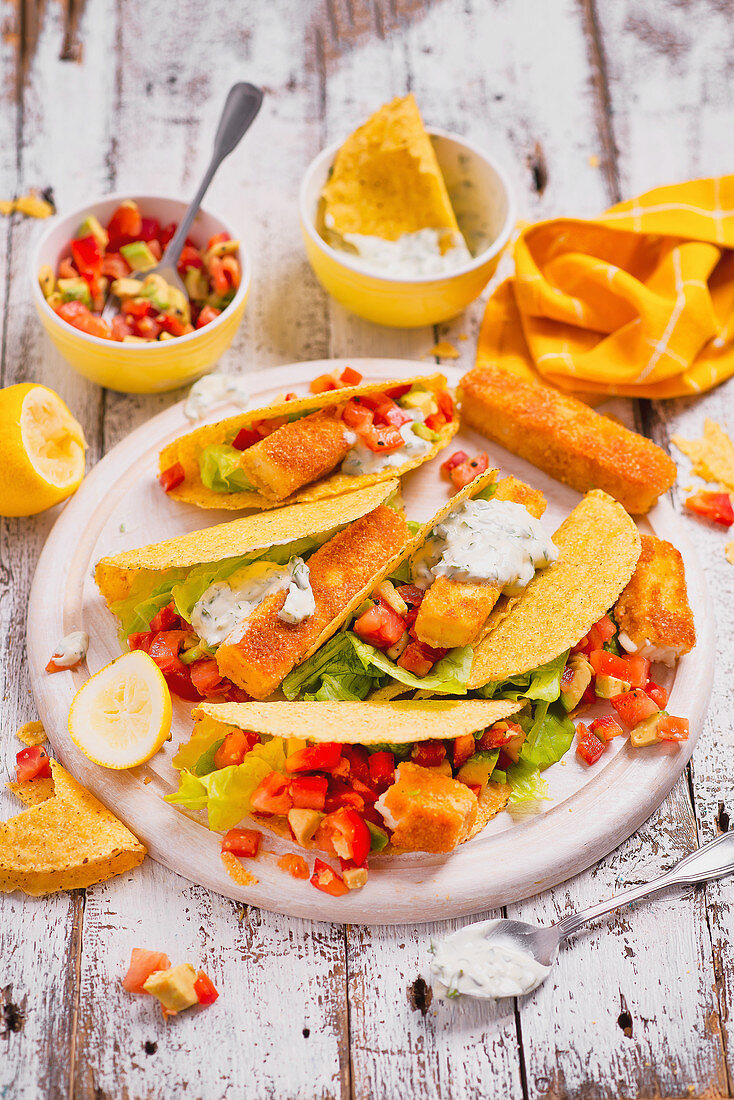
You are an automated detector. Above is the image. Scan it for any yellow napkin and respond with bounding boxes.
[476,177,734,398]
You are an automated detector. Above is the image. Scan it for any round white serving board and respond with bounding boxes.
[27,359,713,925]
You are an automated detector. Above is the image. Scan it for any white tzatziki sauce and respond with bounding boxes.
[341,228,472,277]
[430,922,551,1000]
[341,408,432,477]
[411,499,558,593]
[278,558,316,625]
[49,630,89,669]
[618,631,678,667]
[191,559,316,647]
[184,373,251,420]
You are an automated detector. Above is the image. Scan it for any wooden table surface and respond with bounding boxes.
[1,1,733,1097]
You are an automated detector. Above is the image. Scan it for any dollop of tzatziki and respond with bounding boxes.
[341,228,472,278]
[341,408,432,477]
[429,922,551,1000]
[411,499,558,592]
[191,558,316,647]
[49,630,89,668]
[184,372,251,420]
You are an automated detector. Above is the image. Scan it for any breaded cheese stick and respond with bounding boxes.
[459,366,676,514]
[413,476,546,649]
[614,534,695,665]
[238,410,352,502]
[216,504,408,698]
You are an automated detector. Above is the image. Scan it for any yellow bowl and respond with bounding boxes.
[299,128,516,328]
[31,193,251,394]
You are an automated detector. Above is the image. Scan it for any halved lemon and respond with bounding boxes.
[69,650,172,769]
[0,382,86,517]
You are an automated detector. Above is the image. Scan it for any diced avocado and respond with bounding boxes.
[342,866,368,890]
[111,277,145,300]
[401,388,438,417]
[166,285,191,324]
[630,712,664,748]
[560,653,593,712]
[502,729,527,764]
[45,291,63,310]
[121,335,149,343]
[159,331,174,340]
[413,423,441,442]
[57,277,92,308]
[180,640,215,666]
[120,240,157,272]
[366,820,389,852]
[38,264,55,298]
[595,674,632,700]
[456,750,499,789]
[204,238,239,262]
[143,964,199,1014]
[76,214,109,250]
[286,737,308,757]
[184,266,209,302]
[287,808,323,846]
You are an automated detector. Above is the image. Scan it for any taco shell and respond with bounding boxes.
[158,374,458,511]
[468,490,642,689]
[0,761,146,896]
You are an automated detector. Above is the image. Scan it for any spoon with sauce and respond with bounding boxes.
[430,830,734,1000]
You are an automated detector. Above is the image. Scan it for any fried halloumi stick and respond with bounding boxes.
[413,476,547,649]
[459,366,676,514]
[238,410,352,502]
[216,504,409,698]
[614,534,695,665]
[376,763,477,853]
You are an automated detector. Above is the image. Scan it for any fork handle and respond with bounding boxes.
[161,82,263,268]
[555,832,734,939]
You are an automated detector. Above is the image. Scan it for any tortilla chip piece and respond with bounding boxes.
[95,479,400,607]
[672,419,734,492]
[321,95,459,241]
[6,778,55,807]
[469,490,641,688]
[159,373,458,511]
[0,761,146,896]
[16,720,47,746]
[192,698,522,747]
[221,851,258,886]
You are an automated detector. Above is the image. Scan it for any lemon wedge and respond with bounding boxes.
[69,651,172,769]
[0,382,86,517]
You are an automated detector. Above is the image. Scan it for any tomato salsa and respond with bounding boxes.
[38,200,241,343]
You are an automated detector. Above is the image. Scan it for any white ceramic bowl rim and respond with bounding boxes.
[30,190,251,352]
[299,127,517,286]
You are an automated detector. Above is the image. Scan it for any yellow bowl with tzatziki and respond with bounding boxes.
[299,129,515,328]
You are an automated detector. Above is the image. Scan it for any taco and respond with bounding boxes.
[158,370,458,511]
[95,482,411,703]
[166,698,536,889]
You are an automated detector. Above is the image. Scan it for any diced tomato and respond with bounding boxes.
[157,311,187,337]
[589,715,625,742]
[610,688,660,729]
[250,771,292,815]
[310,373,338,394]
[253,415,286,436]
[496,749,514,771]
[310,857,349,897]
[576,722,606,765]
[232,426,260,450]
[395,584,424,610]
[128,631,154,653]
[196,305,221,329]
[149,601,179,633]
[398,640,445,678]
[189,658,226,697]
[158,222,177,248]
[56,300,111,339]
[342,398,375,433]
[290,774,328,811]
[71,235,102,275]
[452,734,476,770]
[58,256,77,279]
[589,650,650,688]
[15,745,52,783]
[213,728,259,769]
[353,600,406,650]
[222,684,251,703]
[132,315,161,340]
[278,853,309,879]
[437,390,454,420]
[424,412,446,431]
[45,653,82,674]
[137,216,160,242]
[122,298,153,319]
[368,751,395,792]
[342,744,371,785]
[107,202,142,249]
[373,397,411,428]
[645,680,668,708]
[315,808,371,865]
[101,252,130,280]
[110,315,133,341]
[685,491,734,527]
[658,715,689,742]
[285,743,342,774]
[358,422,405,455]
[158,462,185,493]
[177,244,204,276]
[350,777,377,804]
[478,721,523,750]
[193,970,218,1006]
[450,452,490,490]
[411,741,447,767]
[221,828,261,857]
[122,948,170,994]
[594,614,617,643]
[148,630,200,701]
[206,232,230,251]
[324,780,365,813]
[339,366,362,386]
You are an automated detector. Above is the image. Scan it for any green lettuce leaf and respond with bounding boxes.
[171,717,226,774]
[198,444,256,493]
[303,673,372,702]
[474,650,569,704]
[506,702,575,803]
[282,633,378,700]
[109,568,188,638]
[350,635,473,695]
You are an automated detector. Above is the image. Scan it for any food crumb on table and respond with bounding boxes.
[428,340,460,359]
[221,851,258,886]
[15,721,47,746]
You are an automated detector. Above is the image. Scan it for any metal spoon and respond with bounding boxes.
[102,81,263,320]
[429,830,734,1000]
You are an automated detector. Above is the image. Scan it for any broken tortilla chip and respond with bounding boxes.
[672,419,734,493]
[16,720,47,746]
[469,490,641,688]
[468,781,512,839]
[0,761,146,896]
[6,778,55,807]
